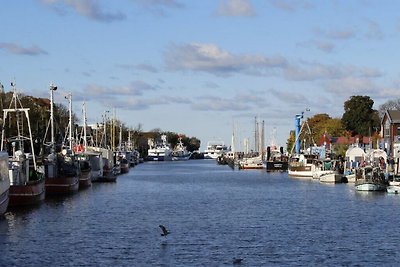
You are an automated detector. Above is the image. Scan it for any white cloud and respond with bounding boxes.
[216,0,255,17]
[0,42,47,56]
[41,0,125,22]
[165,43,287,76]
[268,0,313,11]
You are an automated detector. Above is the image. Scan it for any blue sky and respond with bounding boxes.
[1,0,399,151]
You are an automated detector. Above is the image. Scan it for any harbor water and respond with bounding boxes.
[1,160,400,266]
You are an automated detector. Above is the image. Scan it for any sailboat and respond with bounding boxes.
[43,84,79,195]
[1,82,45,206]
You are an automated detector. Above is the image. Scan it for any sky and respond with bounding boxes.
[1,0,400,151]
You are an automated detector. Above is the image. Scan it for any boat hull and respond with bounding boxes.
[45,176,79,195]
[355,182,386,191]
[319,173,342,183]
[79,170,92,189]
[387,185,400,194]
[9,179,45,207]
[0,189,9,215]
[288,165,313,178]
[120,163,129,174]
[266,161,288,172]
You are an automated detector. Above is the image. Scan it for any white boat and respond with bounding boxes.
[0,152,10,215]
[319,172,343,183]
[147,134,172,161]
[288,154,318,178]
[355,166,387,191]
[312,159,341,183]
[172,137,192,161]
[203,141,228,160]
[238,155,265,170]
[387,176,400,194]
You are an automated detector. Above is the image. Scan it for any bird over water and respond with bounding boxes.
[159,225,170,237]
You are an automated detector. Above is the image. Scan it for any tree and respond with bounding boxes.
[378,98,400,118]
[341,95,380,136]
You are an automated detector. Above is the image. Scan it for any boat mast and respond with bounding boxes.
[50,84,57,155]
[65,93,73,149]
[83,102,87,148]
[1,82,37,170]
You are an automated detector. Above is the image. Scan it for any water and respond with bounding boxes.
[1,160,400,266]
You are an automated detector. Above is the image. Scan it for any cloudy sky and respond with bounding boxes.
[1,0,399,150]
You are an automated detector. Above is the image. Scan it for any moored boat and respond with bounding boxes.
[43,84,79,195]
[265,146,288,172]
[238,155,265,170]
[355,166,387,191]
[0,152,10,215]
[172,137,192,161]
[1,82,45,206]
[147,134,172,161]
[203,140,228,160]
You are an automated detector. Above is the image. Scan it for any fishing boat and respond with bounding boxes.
[265,146,288,172]
[147,134,172,161]
[43,84,79,195]
[355,166,387,191]
[172,137,192,161]
[1,83,45,206]
[288,154,318,178]
[0,152,10,215]
[203,141,228,160]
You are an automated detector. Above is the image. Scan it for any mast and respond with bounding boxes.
[65,93,73,149]
[49,84,57,154]
[83,102,88,148]
[1,82,37,170]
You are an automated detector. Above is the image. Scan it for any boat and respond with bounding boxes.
[147,134,172,161]
[203,141,228,160]
[172,137,192,161]
[76,154,92,188]
[43,84,79,195]
[319,171,343,183]
[355,166,387,191]
[387,176,400,194]
[118,154,130,174]
[288,154,318,178]
[265,146,288,172]
[1,83,45,206]
[0,152,10,215]
[238,155,265,169]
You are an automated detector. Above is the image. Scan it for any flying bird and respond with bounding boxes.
[159,224,170,237]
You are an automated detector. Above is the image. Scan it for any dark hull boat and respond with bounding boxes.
[9,178,45,207]
[78,159,92,189]
[0,152,9,214]
[44,154,79,195]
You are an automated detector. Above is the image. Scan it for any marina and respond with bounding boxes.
[2,160,400,266]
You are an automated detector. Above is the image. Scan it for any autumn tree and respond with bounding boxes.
[341,95,380,136]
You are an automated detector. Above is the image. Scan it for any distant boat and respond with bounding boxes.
[203,141,228,160]
[238,155,265,170]
[172,137,192,161]
[0,152,10,215]
[147,134,172,161]
[265,146,288,172]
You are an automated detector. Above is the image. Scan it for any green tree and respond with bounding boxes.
[341,95,379,136]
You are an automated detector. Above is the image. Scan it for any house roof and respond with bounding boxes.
[386,110,400,123]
